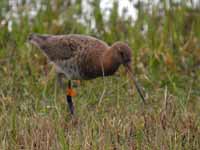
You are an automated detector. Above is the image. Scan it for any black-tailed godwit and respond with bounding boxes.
[28,33,146,114]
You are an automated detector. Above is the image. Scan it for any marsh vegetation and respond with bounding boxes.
[0,0,200,149]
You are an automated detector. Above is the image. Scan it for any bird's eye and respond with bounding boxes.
[119,51,131,63]
[119,51,125,58]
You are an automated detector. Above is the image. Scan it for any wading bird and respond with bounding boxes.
[28,33,146,114]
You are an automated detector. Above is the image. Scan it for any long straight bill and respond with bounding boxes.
[126,67,146,104]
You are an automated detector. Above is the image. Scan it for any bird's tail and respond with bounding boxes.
[28,33,49,48]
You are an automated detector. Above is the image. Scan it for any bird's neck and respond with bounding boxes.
[101,48,121,75]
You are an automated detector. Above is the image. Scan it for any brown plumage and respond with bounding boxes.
[28,33,146,114]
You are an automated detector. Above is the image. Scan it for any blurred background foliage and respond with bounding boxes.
[1,0,199,95]
[0,0,200,149]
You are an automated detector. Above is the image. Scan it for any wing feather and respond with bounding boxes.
[30,34,109,61]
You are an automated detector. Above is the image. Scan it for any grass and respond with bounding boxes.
[0,0,200,149]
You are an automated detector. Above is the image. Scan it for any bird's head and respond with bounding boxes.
[111,42,132,67]
[111,42,146,103]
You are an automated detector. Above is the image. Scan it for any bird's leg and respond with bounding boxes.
[57,73,65,90]
[66,80,76,115]
[57,73,76,114]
